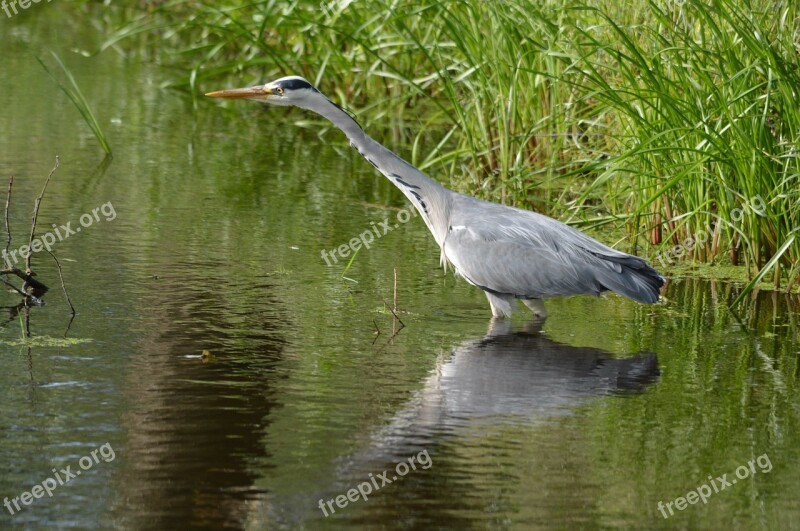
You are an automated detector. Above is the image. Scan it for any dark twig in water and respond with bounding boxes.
[4,175,12,269]
[27,156,59,272]
[46,249,75,316]
[372,319,381,345]
[373,285,407,352]
[374,306,405,353]
[1,277,29,298]
[62,313,76,339]
[0,267,48,293]
[0,277,42,306]
[393,267,398,314]
[387,324,404,343]
[382,299,405,331]
[0,158,66,302]
[1,175,45,298]
[23,304,31,338]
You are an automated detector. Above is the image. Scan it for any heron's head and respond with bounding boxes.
[205,76,320,108]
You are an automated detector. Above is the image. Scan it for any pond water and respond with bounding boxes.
[1,8,798,530]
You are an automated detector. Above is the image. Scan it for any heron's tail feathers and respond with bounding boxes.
[592,254,665,303]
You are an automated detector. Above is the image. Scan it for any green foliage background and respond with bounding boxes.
[91,0,800,294]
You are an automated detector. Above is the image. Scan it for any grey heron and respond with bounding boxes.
[206,76,664,318]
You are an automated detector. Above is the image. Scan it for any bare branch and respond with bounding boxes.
[383,299,405,329]
[4,174,12,269]
[1,277,28,298]
[0,267,48,292]
[393,267,398,314]
[27,156,59,272]
[46,250,75,316]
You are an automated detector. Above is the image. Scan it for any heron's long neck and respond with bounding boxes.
[305,96,452,247]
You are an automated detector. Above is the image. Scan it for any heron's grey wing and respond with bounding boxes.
[443,221,604,299]
[443,196,663,302]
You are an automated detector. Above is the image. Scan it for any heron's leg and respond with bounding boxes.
[484,291,514,318]
[522,298,548,319]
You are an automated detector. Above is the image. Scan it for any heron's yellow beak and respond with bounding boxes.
[205,85,272,99]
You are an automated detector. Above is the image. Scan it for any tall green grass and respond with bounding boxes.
[86,0,800,295]
[562,0,800,292]
[37,51,112,155]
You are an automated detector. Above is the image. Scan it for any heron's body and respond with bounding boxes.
[207,76,664,318]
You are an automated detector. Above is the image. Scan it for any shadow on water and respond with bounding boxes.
[268,319,660,527]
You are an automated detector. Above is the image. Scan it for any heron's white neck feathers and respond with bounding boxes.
[300,92,453,248]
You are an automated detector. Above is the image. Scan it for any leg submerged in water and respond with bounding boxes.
[522,298,548,319]
[484,291,514,318]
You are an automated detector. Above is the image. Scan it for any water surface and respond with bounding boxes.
[0,8,798,530]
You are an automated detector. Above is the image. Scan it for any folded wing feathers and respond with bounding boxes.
[446,200,664,303]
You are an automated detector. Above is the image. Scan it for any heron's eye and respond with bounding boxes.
[275,87,284,95]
